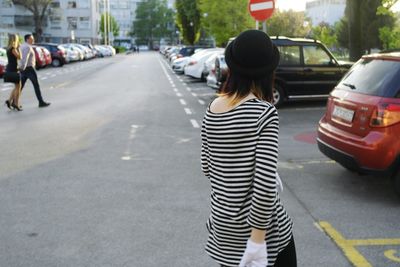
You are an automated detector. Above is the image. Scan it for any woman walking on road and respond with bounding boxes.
[4,34,22,111]
[201,30,297,267]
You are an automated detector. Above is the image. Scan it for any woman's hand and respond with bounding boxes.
[239,239,268,267]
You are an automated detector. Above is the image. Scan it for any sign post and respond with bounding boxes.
[248,0,275,33]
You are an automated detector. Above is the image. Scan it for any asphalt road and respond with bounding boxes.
[0,52,399,267]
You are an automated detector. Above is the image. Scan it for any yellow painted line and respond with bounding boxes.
[318,221,373,267]
[349,239,400,246]
[384,249,400,262]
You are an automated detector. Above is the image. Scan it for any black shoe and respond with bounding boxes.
[39,102,51,108]
[5,100,12,110]
[11,103,22,111]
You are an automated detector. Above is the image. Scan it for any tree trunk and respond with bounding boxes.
[33,14,43,42]
[348,0,363,61]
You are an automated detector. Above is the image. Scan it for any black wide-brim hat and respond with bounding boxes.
[225,30,280,79]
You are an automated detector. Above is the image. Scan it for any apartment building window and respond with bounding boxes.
[50,1,61,8]
[77,0,89,8]
[50,15,62,29]
[0,15,14,28]
[67,17,77,29]
[78,17,90,29]
[1,0,12,8]
[68,1,77,8]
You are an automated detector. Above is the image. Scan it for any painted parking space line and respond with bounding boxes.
[179,99,187,105]
[190,119,200,128]
[318,221,400,267]
[184,108,192,115]
[198,99,205,105]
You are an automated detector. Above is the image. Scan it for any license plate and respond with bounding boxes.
[332,105,354,123]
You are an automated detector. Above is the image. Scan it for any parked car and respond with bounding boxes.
[94,45,112,57]
[32,45,47,69]
[171,57,190,74]
[35,43,67,67]
[317,52,400,196]
[39,46,52,67]
[202,51,224,82]
[215,36,353,107]
[62,44,85,61]
[209,54,228,90]
[60,44,80,62]
[184,48,224,80]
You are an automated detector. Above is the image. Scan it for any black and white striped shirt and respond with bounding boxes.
[201,98,293,267]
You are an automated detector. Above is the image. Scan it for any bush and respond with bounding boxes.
[114,46,127,53]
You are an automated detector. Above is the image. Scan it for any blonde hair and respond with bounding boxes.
[7,34,19,49]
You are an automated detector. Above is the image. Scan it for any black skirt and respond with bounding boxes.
[3,71,21,84]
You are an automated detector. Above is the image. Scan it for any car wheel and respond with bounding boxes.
[52,58,61,67]
[273,84,284,107]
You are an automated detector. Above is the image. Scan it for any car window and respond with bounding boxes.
[303,45,331,66]
[337,58,400,97]
[278,46,301,66]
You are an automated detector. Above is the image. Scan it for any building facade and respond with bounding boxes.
[0,0,101,47]
[306,0,346,26]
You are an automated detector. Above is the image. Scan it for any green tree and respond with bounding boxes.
[100,13,120,44]
[341,0,397,61]
[11,0,52,42]
[132,0,174,49]
[266,10,312,37]
[311,22,338,48]
[175,0,201,45]
[379,26,400,49]
[198,0,253,47]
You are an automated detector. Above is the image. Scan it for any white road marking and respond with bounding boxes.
[186,87,191,92]
[184,108,192,115]
[40,77,48,80]
[122,124,143,161]
[191,92,197,97]
[198,99,205,105]
[176,93,182,97]
[190,119,200,128]
[173,88,178,92]
[179,99,187,105]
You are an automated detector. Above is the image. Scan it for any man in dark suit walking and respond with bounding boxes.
[20,34,50,108]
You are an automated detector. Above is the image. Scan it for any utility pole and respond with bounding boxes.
[103,0,107,45]
[107,0,111,46]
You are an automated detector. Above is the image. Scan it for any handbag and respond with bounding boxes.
[3,72,21,83]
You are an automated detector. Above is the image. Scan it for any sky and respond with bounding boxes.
[275,0,400,12]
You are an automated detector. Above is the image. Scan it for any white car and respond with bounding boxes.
[184,48,224,80]
[171,57,190,73]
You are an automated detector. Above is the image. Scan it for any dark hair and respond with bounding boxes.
[219,72,275,104]
[24,34,32,42]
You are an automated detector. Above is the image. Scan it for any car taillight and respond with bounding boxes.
[188,60,197,66]
[370,103,400,127]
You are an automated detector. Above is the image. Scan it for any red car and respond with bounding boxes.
[32,45,46,69]
[317,52,400,196]
[40,46,52,66]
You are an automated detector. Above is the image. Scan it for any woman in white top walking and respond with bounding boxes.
[201,30,297,267]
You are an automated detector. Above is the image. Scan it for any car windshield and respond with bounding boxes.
[337,58,400,97]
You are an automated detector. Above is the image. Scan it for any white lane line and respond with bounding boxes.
[173,88,178,92]
[184,108,192,115]
[186,87,191,92]
[191,92,197,97]
[1,87,12,92]
[176,93,182,97]
[183,82,187,85]
[40,77,48,80]
[179,99,187,105]
[198,99,206,105]
[190,119,200,128]
[171,84,176,88]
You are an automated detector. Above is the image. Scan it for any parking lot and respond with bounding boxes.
[0,51,398,266]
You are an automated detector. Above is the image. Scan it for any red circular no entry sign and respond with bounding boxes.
[248,0,275,21]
